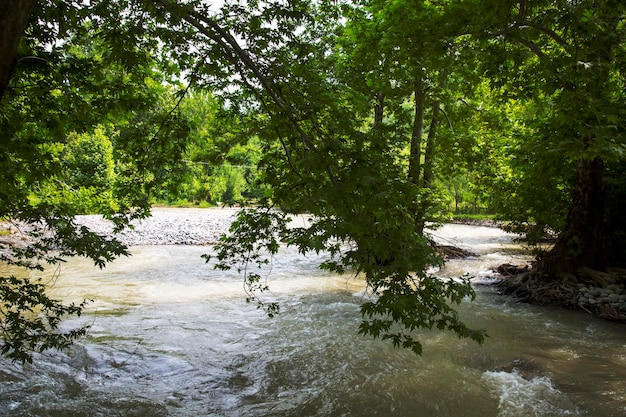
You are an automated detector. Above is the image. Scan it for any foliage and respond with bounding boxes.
[0,275,89,364]
[24,126,119,215]
[4,0,624,361]
[473,97,573,243]
[474,0,626,267]
[156,91,266,205]
[0,1,192,362]
[62,126,115,191]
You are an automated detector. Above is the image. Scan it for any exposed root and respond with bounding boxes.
[497,269,580,308]
[496,264,626,323]
[577,267,613,287]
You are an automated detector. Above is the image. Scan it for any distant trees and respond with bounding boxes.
[163,91,267,206]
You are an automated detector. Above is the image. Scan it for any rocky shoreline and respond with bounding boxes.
[75,207,239,246]
[2,211,495,248]
[0,207,239,251]
[576,281,626,321]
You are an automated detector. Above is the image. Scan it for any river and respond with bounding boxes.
[1,219,625,417]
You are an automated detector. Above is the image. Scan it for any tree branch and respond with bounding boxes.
[521,21,569,48]
[151,0,344,189]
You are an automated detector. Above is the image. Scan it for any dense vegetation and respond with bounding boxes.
[1,0,624,363]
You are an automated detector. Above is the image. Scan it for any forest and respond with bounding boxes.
[1,0,625,363]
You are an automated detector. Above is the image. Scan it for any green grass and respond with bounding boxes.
[451,213,496,221]
[152,199,215,208]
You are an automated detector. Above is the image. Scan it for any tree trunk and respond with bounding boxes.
[540,156,606,274]
[408,75,426,236]
[421,102,439,189]
[373,92,384,129]
[540,7,617,277]
[408,76,425,188]
[415,102,440,235]
[0,0,37,103]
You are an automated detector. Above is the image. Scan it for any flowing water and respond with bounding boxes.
[1,223,625,417]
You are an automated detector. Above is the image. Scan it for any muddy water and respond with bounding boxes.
[0,223,625,416]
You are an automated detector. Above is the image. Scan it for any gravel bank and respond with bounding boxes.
[0,208,239,250]
[75,207,239,246]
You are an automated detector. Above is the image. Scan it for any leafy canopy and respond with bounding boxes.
[1,0,192,362]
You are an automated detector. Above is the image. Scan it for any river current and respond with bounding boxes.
[1,219,625,417]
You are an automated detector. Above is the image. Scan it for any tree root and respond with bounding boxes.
[497,269,580,307]
[496,264,626,323]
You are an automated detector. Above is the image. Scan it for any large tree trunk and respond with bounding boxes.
[0,0,37,103]
[502,156,607,308]
[541,156,606,274]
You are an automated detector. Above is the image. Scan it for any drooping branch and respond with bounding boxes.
[153,0,318,152]
[151,0,345,190]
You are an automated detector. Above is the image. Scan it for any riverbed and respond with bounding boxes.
[1,209,625,416]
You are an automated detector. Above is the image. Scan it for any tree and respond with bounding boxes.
[476,0,626,304]
[0,0,192,362]
[0,0,37,101]
[166,91,264,205]
[169,0,487,352]
[0,0,496,361]
[337,0,499,234]
[62,127,115,191]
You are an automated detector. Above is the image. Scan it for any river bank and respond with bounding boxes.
[0,207,240,249]
[2,207,626,321]
[76,207,240,246]
[1,209,500,247]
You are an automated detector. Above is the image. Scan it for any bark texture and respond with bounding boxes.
[0,0,37,102]
[408,76,425,189]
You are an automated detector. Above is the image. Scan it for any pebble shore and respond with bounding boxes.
[74,207,239,246]
[0,207,239,250]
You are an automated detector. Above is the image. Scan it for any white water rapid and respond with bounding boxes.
[1,212,625,416]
